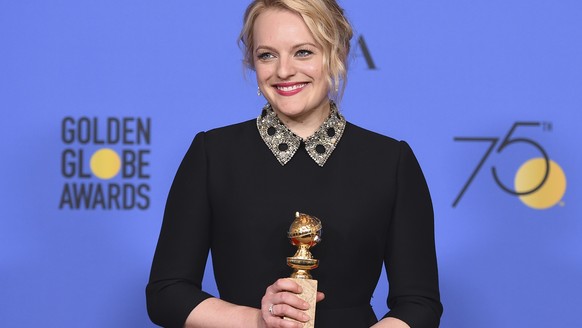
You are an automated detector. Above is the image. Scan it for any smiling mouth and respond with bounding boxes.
[274,83,307,96]
[276,83,306,91]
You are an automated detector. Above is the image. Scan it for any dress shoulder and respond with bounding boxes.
[204,119,257,140]
[345,122,404,148]
[342,121,414,165]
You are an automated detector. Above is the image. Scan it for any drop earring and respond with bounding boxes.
[257,87,262,96]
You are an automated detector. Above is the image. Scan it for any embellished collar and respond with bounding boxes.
[256,101,346,167]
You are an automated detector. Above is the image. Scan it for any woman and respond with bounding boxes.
[146,0,443,327]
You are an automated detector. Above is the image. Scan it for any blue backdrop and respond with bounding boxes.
[1,1,581,327]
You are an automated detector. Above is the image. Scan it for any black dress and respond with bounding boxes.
[146,109,442,328]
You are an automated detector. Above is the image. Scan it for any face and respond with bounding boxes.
[253,8,330,124]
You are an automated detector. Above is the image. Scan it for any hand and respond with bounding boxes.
[259,278,325,328]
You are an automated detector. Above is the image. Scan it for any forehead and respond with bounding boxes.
[253,8,317,47]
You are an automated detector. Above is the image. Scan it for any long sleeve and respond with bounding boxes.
[383,141,443,327]
[146,132,213,328]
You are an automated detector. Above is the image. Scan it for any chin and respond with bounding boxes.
[273,104,307,118]
[278,100,315,113]
[270,97,328,118]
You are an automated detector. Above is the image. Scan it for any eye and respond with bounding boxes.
[296,49,313,58]
[257,52,275,60]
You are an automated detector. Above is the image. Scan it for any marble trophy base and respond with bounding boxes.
[285,278,317,328]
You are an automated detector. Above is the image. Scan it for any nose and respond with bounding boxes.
[276,56,296,80]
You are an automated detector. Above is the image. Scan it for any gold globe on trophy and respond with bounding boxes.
[287,212,322,279]
[285,212,322,328]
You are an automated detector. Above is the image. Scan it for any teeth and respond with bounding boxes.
[277,83,306,91]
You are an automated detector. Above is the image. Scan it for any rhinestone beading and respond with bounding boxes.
[256,101,346,166]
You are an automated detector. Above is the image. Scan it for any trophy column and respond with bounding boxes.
[286,212,322,328]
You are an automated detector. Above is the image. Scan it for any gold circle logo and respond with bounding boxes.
[90,148,121,180]
[514,158,566,209]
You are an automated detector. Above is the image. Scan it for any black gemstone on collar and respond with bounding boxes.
[327,128,335,137]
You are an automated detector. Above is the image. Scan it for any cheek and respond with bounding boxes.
[301,63,324,81]
[255,64,274,83]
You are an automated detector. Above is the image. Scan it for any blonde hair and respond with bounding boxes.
[239,0,353,101]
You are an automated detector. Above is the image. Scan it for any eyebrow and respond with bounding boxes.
[254,42,318,53]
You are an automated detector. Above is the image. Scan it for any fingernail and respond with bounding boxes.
[303,313,310,321]
[303,301,309,308]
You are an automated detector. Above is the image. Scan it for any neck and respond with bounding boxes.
[277,101,331,139]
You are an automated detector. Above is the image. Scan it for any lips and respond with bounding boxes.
[273,82,307,96]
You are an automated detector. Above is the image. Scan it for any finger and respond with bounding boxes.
[316,291,325,302]
[260,294,308,327]
[262,304,306,328]
[266,278,302,295]
[271,291,310,310]
[261,288,308,318]
[268,303,311,323]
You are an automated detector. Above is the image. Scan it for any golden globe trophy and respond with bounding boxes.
[286,212,322,328]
